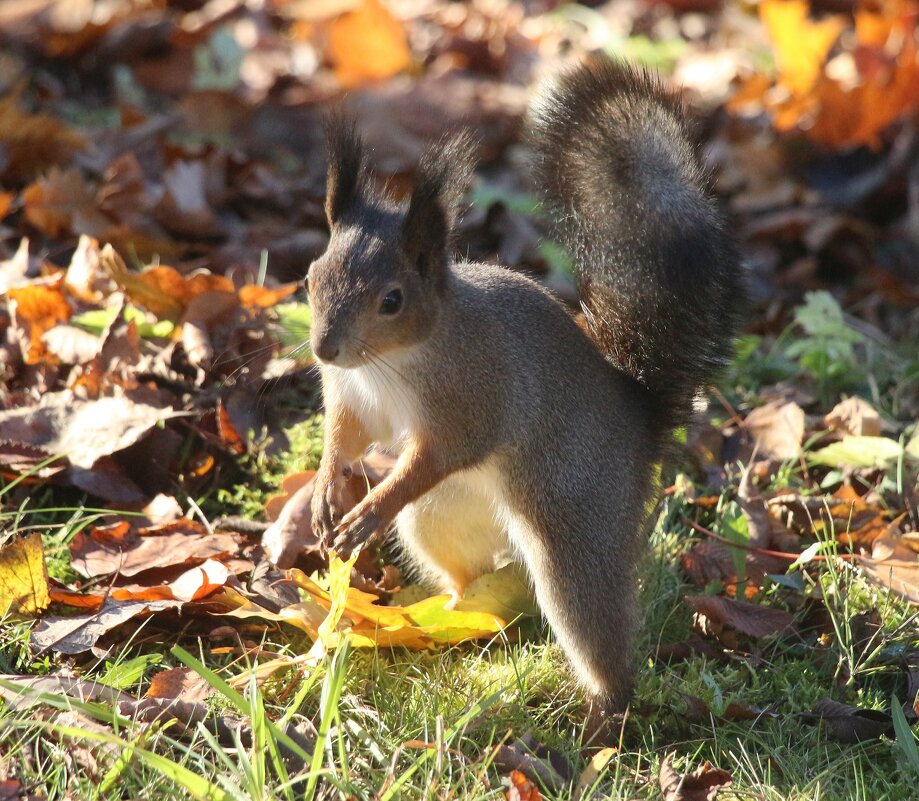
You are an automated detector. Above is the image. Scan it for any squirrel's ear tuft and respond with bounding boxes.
[324,111,365,226]
[402,131,477,279]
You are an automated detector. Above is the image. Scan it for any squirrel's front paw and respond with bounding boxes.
[311,465,350,546]
[332,501,386,557]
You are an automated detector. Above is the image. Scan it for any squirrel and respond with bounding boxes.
[300,56,743,718]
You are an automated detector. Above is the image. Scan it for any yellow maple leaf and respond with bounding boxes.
[761,0,846,95]
[219,556,506,653]
[0,533,51,618]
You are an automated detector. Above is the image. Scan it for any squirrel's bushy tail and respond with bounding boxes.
[529,57,743,432]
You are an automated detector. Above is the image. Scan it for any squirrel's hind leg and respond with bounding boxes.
[503,499,640,717]
[395,476,510,603]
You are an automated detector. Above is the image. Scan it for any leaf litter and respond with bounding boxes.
[0,0,917,795]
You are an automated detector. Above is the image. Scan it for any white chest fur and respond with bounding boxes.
[325,361,420,449]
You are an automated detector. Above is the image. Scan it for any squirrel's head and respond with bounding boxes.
[307,113,476,368]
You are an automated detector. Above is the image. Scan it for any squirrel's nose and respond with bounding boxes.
[313,337,340,364]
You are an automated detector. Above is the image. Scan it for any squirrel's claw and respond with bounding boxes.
[332,503,382,557]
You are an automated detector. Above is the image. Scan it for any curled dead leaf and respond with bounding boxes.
[659,754,733,801]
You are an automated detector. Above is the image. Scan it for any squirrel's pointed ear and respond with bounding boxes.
[402,131,477,280]
[324,112,365,227]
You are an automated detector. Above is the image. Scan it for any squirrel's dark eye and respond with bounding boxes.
[380,289,403,315]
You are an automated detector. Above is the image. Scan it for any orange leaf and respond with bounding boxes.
[7,280,72,364]
[100,244,234,321]
[326,0,411,87]
[506,770,542,801]
[238,282,299,309]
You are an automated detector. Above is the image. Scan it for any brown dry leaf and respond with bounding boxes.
[71,521,239,579]
[681,540,736,588]
[0,390,179,469]
[0,533,50,618]
[325,0,411,87]
[803,698,893,742]
[146,666,212,703]
[659,754,733,801]
[21,166,108,237]
[743,400,805,461]
[825,397,882,437]
[30,598,184,655]
[685,595,794,639]
[680,694,776,724]
[859,519,919,604]
[47,584,105,610]
[7,279,72,364]
[0,90,85,183]
[838,514,889,550]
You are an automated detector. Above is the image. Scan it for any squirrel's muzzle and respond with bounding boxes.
[312,332,340,364]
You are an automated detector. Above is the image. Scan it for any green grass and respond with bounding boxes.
[2,506,918,800]
[2,292,919,799]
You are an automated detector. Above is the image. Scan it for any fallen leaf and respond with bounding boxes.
[111,559,233,602]
[859,554,919,605]
[64,234,111,303]
[42,324,103,364]
[802,698,894,742]
[0,674,131,711]
[219,556,506,652]
[760,0,845,95]
[504,769,543,801]
[238,283,299,310]
[825,397,882,437]
[743,400,805,461]
[71,522,238,578]
[262,454,395,567]
[659,753,733,801]
[21,166,107,237]
[811,435,908,469]
[325,0,411,87]
[31,598,184,655]
[685,595,794,639]
[573,747,616,797]
[7,279,72,364]
[100,244,233,322]
[146,665,212,702]
[680,693,778,724]
[0,391,180,470]
[0,533,50,617]
[0,237,32,294]
[0,90,85,183]
[454,563,539,620]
